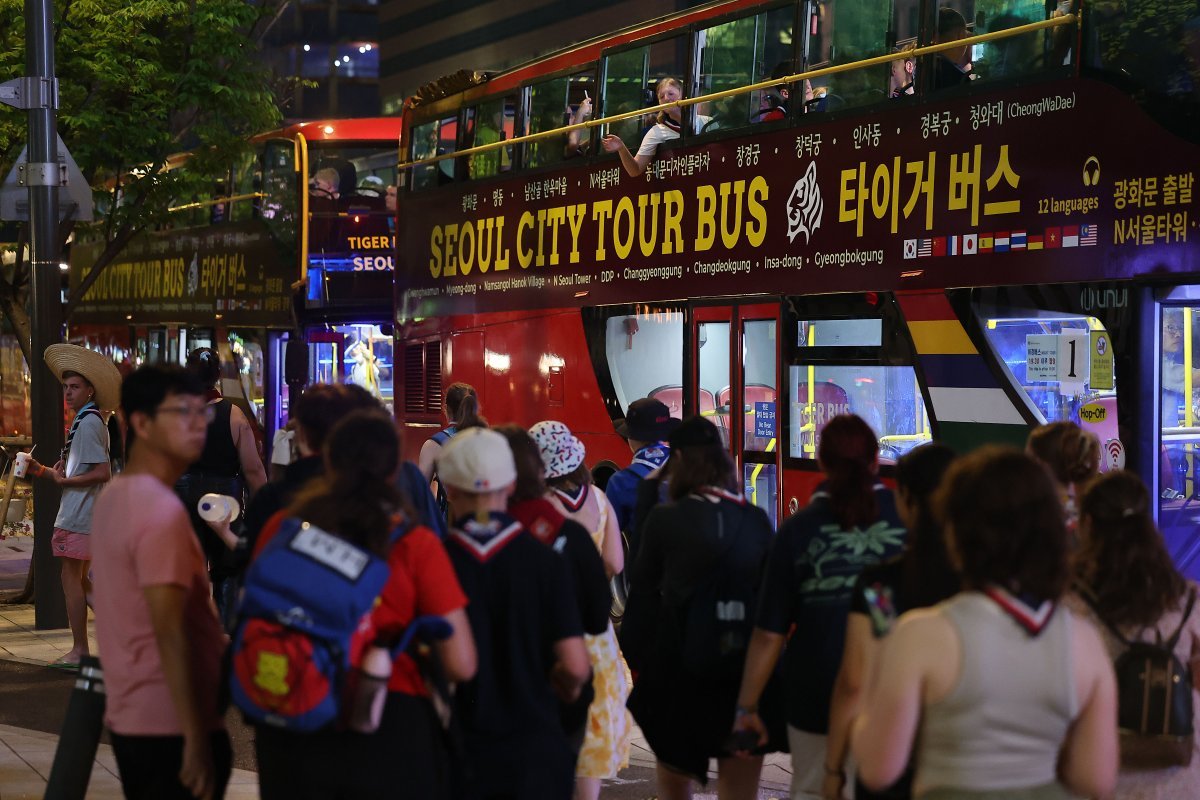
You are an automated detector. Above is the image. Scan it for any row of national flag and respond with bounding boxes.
[903,224,1099,259]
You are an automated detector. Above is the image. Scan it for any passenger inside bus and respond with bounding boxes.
[890,45,916,97]
[933,7,972,89]
[341,175,390,240]
[309,167,342,253]
[600,77,710,177]
[754,62,798,122]
[310,167,340,199]
[566,93,592,157]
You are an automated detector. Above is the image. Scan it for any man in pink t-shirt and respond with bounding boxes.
[91,364,230,800]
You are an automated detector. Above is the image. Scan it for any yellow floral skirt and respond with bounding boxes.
[576,622,633,779]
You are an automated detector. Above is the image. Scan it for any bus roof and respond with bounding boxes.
[268,118,402,143]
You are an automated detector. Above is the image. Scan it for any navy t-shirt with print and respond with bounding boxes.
[446,512,584,739]
[755,484,905,733]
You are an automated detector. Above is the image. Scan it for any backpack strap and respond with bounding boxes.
[1164,586,1198,651]
[1075,581,1134,648]
[385,515,411,549]
[1078,581,1197,651]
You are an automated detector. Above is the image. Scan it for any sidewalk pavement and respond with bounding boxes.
[0,535,793,799]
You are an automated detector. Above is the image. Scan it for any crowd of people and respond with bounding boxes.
[23,345,1200,800]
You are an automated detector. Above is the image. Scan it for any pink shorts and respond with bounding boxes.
[52,528,91,561]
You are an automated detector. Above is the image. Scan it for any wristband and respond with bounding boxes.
[33,465,46,479]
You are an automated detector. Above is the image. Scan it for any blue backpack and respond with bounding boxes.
[230,517,408,731]
[431,427,457,521]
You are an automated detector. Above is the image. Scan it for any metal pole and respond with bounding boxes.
[26,0,67,629]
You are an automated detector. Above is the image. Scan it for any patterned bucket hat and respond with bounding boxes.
[529,420,586,479]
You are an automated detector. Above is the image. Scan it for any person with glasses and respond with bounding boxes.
[175,347,267,629]
[91,365,233,799]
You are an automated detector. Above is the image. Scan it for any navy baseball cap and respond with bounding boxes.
[616,398,679,441]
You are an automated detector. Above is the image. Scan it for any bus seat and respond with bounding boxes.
[341,193,391,239]
[648,384,684,419]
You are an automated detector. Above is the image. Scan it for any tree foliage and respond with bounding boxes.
[0,0,288,363]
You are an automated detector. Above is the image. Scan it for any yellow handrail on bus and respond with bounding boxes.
[297,132,310,286]
[167,192,265,213]
[1185,308,1194,496]
[398,14,1077,171]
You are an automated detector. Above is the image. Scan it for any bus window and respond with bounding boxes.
[411,116,458,189]
[698,320,732,446]
[603,308,685,420]
[229,330,267,427]
[230,149,261,223]
[466,96,517,179]
[602,35,690,154]
[261,140,297,243]
[786,296,929,463]
[977,312,1116,429]
[1089,1,1199,140]
[696,5,795,130]
[968,0,1065,83]
[1159,306,1200,577]
[804,0,891,111]
[528,71,594,168]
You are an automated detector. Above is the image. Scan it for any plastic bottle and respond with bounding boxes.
[197,493,240,524]
[345,644,392,734]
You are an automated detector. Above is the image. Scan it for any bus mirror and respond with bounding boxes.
[285,338,308,386]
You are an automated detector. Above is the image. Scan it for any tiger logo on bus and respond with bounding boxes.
[786,161,823,245]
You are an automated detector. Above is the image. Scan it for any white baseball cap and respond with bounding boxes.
[436,428,517,492]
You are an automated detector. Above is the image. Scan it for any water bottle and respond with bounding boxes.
[345,644,392,734]
[197,493,240,524]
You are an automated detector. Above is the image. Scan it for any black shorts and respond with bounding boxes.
[110,730,232,800]
[256,692,450,800]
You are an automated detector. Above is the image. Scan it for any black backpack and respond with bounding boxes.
[680,500,761,681]
[1093,587,1196,770]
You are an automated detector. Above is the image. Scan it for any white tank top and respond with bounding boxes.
[917,592,1077,794]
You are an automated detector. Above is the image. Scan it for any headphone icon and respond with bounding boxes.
[1082,156,1100,187]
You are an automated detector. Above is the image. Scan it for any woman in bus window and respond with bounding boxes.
[851,447,1117,800]
[600,77,710,177]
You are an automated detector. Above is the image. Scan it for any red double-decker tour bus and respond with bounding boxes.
[53,118,402,447]
[394,0,1200,575]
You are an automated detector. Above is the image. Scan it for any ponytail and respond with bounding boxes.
[817,415,879,530]
[290,410,410,555]
[445,382,486,430]
[825,458,877,530]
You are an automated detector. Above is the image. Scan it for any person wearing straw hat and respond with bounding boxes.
[26,343,121,668]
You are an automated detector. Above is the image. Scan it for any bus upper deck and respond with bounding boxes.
[390,0,1200,575]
